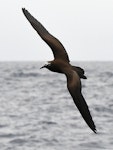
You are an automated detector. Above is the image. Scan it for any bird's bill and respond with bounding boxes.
[40,61,50,69]
[40,65,45,69]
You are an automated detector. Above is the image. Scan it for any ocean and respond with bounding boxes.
[0,61,113,150]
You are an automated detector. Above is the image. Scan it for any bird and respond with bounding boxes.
[22,8,96,133]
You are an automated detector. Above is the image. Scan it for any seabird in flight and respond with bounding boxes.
[22,8,96,133]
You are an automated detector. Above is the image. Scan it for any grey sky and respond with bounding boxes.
[0,0,113,61]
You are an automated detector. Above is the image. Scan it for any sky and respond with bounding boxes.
[0,0,113,61]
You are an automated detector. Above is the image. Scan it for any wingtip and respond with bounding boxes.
[92,127,97,134]
[94,129,97,134]
[22,8,27,14]
[93,130,97,134]
[22,8,25,12]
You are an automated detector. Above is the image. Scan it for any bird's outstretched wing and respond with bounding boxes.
[22,8,70,62]
[66,70,96,133]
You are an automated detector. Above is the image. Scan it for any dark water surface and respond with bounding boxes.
[0,61,113,150]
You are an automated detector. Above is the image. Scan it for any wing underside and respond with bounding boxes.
[66,71,96,133]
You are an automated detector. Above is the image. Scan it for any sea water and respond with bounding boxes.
[0,61,113,150]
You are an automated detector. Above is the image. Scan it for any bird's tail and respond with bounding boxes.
[72,66,87,79]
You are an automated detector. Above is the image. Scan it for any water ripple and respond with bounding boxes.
[0,62,113,150]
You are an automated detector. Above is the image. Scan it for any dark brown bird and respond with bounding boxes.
[22,8,96,133]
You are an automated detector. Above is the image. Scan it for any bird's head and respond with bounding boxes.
[40,62,51,70]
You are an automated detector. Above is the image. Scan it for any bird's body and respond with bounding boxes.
[22,8,96,133]
[46,60,71,73]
